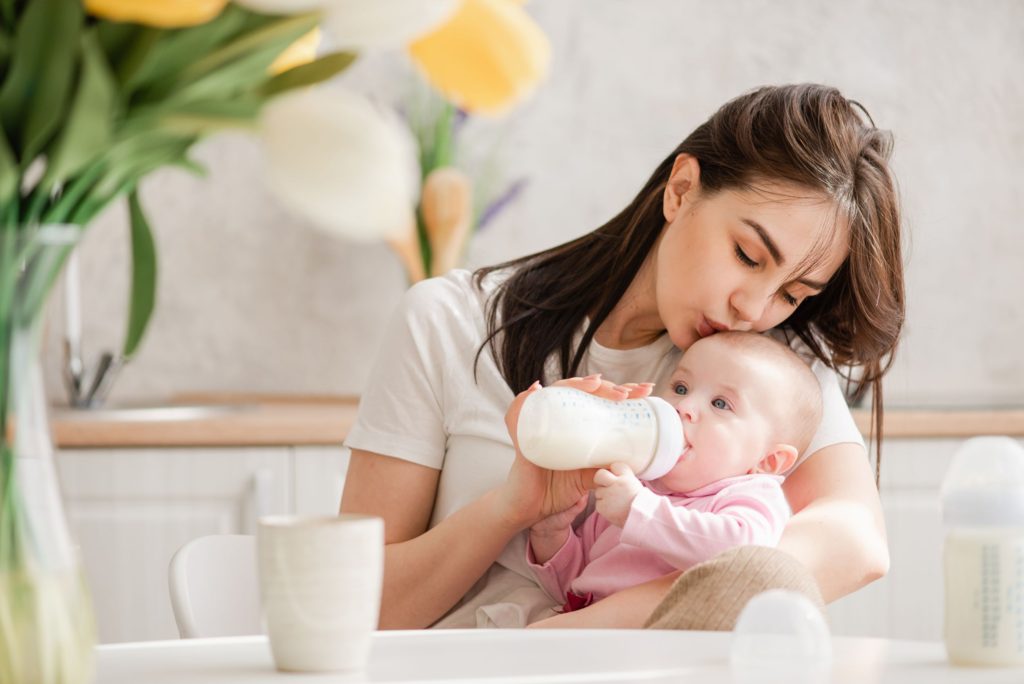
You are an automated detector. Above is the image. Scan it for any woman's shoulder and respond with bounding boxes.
[765,327,829,370]
[404,268,511,313]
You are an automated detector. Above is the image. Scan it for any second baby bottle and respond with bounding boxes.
[516,386,684,481]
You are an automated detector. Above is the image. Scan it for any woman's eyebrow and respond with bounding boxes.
[742,218,828,292]
[741,218,784,265]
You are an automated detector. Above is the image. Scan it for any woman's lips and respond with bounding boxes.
[697,316,728,338]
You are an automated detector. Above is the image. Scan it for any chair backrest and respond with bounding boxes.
[168,534,263,638]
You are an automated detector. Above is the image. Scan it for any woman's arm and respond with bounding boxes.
[341,448,525,629]
[342,377,644,629]
[777,441,889,602]
[532,441,889,627]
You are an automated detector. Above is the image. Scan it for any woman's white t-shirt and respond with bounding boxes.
[344,269,864,625]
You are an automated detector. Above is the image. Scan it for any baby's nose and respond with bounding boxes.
[676,400,698,423]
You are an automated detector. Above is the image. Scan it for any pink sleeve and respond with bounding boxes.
[526,514,598,604]
[619,480,790,570]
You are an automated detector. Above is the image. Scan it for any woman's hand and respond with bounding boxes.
[528,493,589,565]
[496,374,653,530]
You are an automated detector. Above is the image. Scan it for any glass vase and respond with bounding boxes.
[1,225,96,684]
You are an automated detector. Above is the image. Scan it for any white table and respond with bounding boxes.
[95,629,1024,683]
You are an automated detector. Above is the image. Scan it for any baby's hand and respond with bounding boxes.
[594,462,643,527]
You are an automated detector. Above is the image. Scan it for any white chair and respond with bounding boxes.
[168,534,263,638]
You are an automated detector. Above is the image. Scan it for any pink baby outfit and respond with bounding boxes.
[527,474,789,608]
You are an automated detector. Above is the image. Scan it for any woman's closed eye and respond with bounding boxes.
[779,290,799,307]
[734,244,758,268]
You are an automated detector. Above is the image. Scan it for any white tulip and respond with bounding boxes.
[232,0,324,13]
[320,0,460,50]
[258,86,419,241]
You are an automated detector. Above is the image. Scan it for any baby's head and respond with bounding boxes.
[655,331,823,493]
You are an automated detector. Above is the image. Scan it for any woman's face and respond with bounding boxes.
[655,155,849,351]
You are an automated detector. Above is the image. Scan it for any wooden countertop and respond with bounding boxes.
[50,394,1024,448]
[52,394,360,448]
[852,408,1024,438]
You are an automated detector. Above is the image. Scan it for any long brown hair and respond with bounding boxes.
[474,84,904,485]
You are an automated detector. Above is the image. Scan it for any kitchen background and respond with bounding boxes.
[34,0,1024,645]
[40,0,1024,409]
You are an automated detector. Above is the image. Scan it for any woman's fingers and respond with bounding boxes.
[505,380,543,446]
[552,374,604,391]
[551,375,656,401]
[621,382,656,399]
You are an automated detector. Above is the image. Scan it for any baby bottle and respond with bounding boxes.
[941,435,1024,666]
[515,386,684,481]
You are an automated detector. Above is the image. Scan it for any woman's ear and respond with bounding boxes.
[663,153,701,223]
[753,444,799,476]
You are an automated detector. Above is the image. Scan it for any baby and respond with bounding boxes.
[526,331,823,615]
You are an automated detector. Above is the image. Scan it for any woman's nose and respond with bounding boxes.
[729,287,770,326]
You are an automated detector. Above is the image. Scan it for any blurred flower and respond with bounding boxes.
[85,0,230,27]
[269,28,321,75]
[322,0,460,51]
[389,86,528,283]
[259,87,419,240]
[409,0,550,114]
[232,0,324,11]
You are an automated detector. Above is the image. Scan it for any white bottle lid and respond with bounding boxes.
[635,397,684,480]
[941,436,1024,527]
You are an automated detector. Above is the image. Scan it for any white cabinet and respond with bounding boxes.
[826,437,1024,641]
[292,445,350,516]
[55,445,350,643]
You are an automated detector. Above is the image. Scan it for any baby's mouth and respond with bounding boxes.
[679,444,695,462]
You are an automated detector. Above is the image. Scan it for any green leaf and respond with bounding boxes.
[124,6,248,97]
[0,0,82,163]
[43,30,118,188]
[161,12,319,103]
[93,132,195,199]
[125,97,262,137]
[259,50,358,98]
[0,0,16,30]
[123,191,156,359]
[0,128,15,204]
[96,21,139,65]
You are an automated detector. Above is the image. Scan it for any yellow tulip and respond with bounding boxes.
[268,28,321,75]
[84,0,229,27]
[408,0,550,115]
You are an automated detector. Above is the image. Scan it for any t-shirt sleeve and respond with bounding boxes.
[789,358,866,474]
[343,279,453,469]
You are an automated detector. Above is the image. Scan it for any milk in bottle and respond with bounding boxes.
[941,436,1024,666]
[516,386,685,481]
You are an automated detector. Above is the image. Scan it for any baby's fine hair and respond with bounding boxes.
[710,331,824,455]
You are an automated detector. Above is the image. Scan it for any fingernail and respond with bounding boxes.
[641,382,656,388]
[529,380,541,390]
[585,373,601,380]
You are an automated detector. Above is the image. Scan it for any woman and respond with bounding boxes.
[341,83,903,629]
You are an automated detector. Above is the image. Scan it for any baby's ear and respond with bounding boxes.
[753,444,799,475]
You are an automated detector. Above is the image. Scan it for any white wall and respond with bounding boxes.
[43,0,1024,408]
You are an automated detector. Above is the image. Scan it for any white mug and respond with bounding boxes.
[257,514,384,672]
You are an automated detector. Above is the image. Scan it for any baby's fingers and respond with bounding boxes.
[593,468,615,487]
[609,462,635,478]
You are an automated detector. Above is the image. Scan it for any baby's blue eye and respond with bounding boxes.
[712,398,729,410]
[673,384,688,396]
